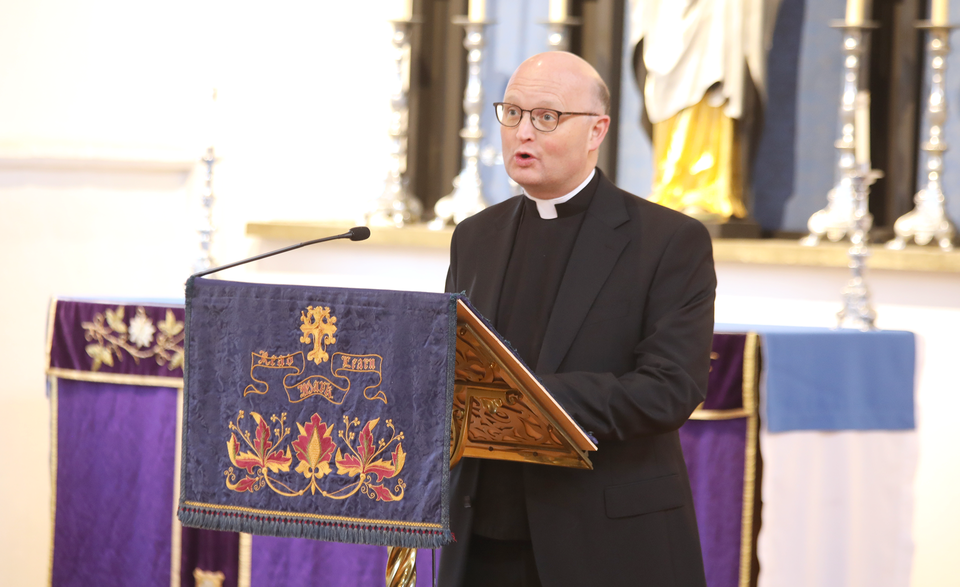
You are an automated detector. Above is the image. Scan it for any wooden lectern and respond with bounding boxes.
[386,300,598,586]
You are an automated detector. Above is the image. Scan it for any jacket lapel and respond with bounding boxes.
[536,173,630,374]
[462,197,524,324]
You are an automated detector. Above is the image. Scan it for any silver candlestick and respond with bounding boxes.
[542,17,581,51]
[194,146,218,274]
[430,18,492,229]
[367,18,423,228]
[801,22,878,246]
[887,23,957,252]
[838,166,883,330]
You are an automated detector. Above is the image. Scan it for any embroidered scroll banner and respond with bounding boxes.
[178,278,456,549]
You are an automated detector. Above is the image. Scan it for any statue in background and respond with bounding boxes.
[630,0,781,224]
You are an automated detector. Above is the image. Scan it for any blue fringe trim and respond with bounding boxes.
[178,504,453,549]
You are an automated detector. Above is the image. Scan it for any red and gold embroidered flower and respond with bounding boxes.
[223,411,405,501]
[292,414,337,493]
[335,417,406,501]
[225,412,292,493]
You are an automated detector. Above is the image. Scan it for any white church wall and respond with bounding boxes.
[0,2,398,585]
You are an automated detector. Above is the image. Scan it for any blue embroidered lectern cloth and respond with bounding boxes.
[178,278,456,548]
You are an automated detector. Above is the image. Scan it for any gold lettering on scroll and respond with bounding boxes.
[244,306,386,404]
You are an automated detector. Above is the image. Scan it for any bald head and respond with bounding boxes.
[508,52,610,115]
[499,52,612,200]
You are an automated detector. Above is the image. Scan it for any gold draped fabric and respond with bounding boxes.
[650,96,746,220]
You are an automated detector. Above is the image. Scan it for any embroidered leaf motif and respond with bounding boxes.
[105,307,127,334]
[390,444,406,478]
[252,414,292,473]
[80,305,184,372]
[357,418,379,461]
[365,444,406,485]
[227,432,263,474]
[86,343,114,371]
[335,448,363,478]
[224,410,405,501]
[158,309,184,337]
[292,414,335,480]
[370,483,403,502]
[265,447,292,473]
[226,476,258,492]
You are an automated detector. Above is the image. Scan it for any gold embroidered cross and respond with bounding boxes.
[299,306,338,365]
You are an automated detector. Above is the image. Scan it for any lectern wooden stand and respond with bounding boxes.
[385,300,598,586]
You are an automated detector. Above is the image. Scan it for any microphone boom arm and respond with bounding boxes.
[191,226,370,278]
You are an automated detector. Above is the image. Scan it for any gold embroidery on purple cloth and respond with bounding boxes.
[300,305,338,365]
[224,411,406,502]
[81,306,185,372]
[244,351,385,404]
[244,305,386,404]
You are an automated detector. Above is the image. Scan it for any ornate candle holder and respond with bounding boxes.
[886,22,957,252]
[542,17,582,51]
[801,22,878,246]
[429,17,493,229]
[367,18,423,228]
[194,146,218,274]
[837,165,883,330]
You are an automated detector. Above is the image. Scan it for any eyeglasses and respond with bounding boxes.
[494,102,601,132]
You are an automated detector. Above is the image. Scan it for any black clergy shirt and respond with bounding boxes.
[470,171,599,540]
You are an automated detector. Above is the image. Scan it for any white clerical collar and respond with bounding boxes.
[523,169,596,219]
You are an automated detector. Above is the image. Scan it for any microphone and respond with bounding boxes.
[349,226,371,241]
[191,226,371,278]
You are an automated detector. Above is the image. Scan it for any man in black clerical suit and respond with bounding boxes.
[439,52,715,587]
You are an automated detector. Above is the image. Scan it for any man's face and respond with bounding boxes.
[500,56,609,200]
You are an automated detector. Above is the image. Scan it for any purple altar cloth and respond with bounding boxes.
[680,418,750,587]
[49,299,185,378]
[250,536,438,586]
[678,332,758,587]
[51,379,178,587]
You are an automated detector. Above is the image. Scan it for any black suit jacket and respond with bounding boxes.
[440,170,715,587]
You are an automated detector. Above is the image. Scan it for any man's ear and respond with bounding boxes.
[588,115,611,151]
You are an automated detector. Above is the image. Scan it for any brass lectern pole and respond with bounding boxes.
[385,545,418,587]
